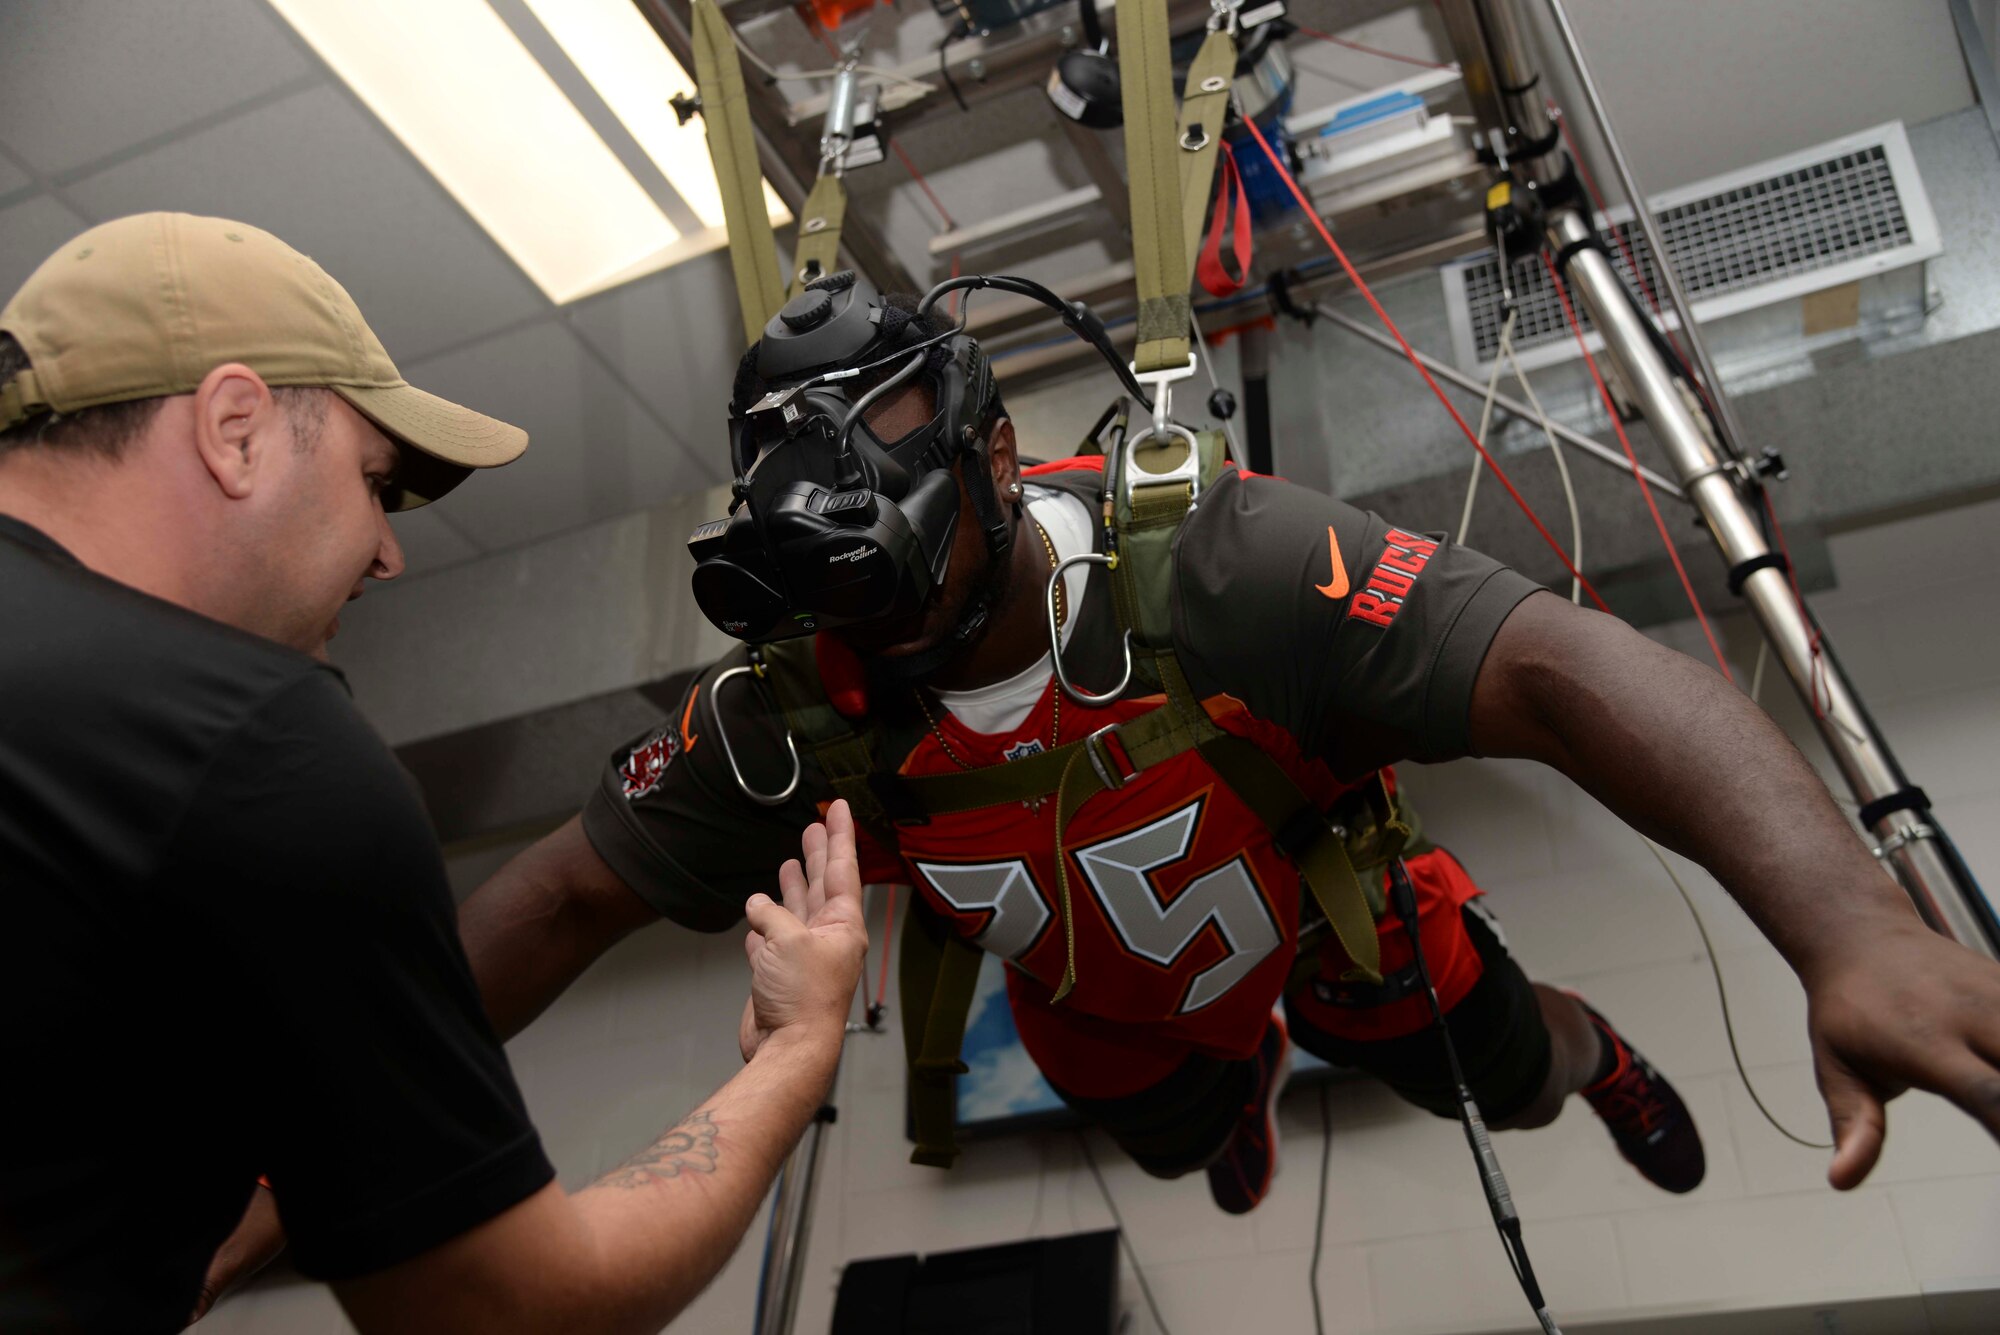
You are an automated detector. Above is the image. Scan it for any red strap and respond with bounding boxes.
[1023,455,1105,477]
[813,632,870,720]
[1197,150,1253,299]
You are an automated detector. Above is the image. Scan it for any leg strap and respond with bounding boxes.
[901,902,984,1168]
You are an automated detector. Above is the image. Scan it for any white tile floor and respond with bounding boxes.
[198,501,2000,1333]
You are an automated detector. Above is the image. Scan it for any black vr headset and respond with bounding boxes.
[689,270,1145,646]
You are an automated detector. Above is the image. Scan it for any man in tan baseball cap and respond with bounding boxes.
[0,210,526,659]
[2,209,525,506]
[0,211,869,1335]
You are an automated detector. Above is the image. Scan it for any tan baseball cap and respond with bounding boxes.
[0,211,526,509]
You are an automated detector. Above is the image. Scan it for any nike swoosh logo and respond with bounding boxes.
[680,685,701,752]
[1315,526,1350,599]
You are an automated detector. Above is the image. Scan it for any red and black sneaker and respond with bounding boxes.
[1575,997,1705,1194]
[1206,1014,1292,1215]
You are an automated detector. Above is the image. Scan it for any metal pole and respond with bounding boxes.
[1436,0,2000,958]
[1312,303,1688,501]
[1545,210,2000,959]
[755,1105,834,1335]
[1467,0,1562,189]
[1538,0,1752,462]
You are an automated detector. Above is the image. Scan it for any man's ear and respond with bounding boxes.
[191,363,277,500]
[987,416,1020,493]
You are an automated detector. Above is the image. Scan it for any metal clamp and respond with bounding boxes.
[1048,552,1132,707]
[711,664,802,807]
[1873,823,1939,860]
[1129,355,1198,441]
[1123,355,1204,505]
[1678,456,1750,491]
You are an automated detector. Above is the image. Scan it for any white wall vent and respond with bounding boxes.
[1440,121,1941,375]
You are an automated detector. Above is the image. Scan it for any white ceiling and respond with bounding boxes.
[0,0,1978,577]
[0,0,732,574]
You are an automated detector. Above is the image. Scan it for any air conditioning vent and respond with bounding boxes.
[1441,121,1941,374]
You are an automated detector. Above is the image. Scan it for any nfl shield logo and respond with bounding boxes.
[1003,738,1045,762]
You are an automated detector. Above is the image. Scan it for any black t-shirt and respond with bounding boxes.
[583,466,1538,930]
[0,515,553,1332]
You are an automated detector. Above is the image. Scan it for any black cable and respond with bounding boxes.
[1309,1081,1332,1335]
[1076,1133,1173,1335]
[916,273,1154,408]
[938,24,970,113]
[1388,859,1563,1334]
[1076,0,1105,51]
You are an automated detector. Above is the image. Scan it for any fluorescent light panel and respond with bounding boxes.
[269,0,682,304]
[519,0,789,229]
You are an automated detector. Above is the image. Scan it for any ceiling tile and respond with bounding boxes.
[0,0,315,178]
[566,250,742,471]
[62,85,545,363]
[388,505,484,576]
[0,154,33,202]
[0,193,92,301]
[399,319,724,551]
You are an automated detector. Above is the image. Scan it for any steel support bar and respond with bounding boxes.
[754,1106,834,1335]
[1466,0,1560,188]
[1948,0,2000,157]
[1313,303,1687,501]
[1547,211,2000,959]
[634,0,920,296]
[1539,0,1752,462]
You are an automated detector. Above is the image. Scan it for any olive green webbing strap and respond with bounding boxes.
[788,172,848,299]
[1176,29,1238,275]
[895,702,1199,816]
[1198,735,1386,985]
[757,645,897,840]
[900,901,982,1168]
[1116,0,1192,373]
[691,0,787,345]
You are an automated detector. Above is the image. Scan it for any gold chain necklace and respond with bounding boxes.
[916,516,1065,773]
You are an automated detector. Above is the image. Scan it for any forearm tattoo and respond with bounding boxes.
[598,1110,721,1188]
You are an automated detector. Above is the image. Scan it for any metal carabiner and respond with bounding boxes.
[710,664,803,807]
[1047,551,1132,708]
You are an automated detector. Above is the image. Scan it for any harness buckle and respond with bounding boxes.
[1128,355,1198,441]
[1122,357,1204,509]
[1084,724,1138,791]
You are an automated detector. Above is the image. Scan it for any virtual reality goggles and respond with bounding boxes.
[688,272,1003,644]
[689,270,1145,645]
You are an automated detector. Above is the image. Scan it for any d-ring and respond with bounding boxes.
[1047,552,1132,707]
[711,665,802,806]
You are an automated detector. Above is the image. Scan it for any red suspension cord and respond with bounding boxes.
[1539,251,1733,681]
[1551,111,1727,432]
[873,885,898,1012]
[1757,488,1829,718]
[1550,108,1829,700]
[890,136,957,230]
[1291,25,1454,70]
[1237,113,1607,611]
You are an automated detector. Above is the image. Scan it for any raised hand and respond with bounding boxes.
[738,801,869,1063]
